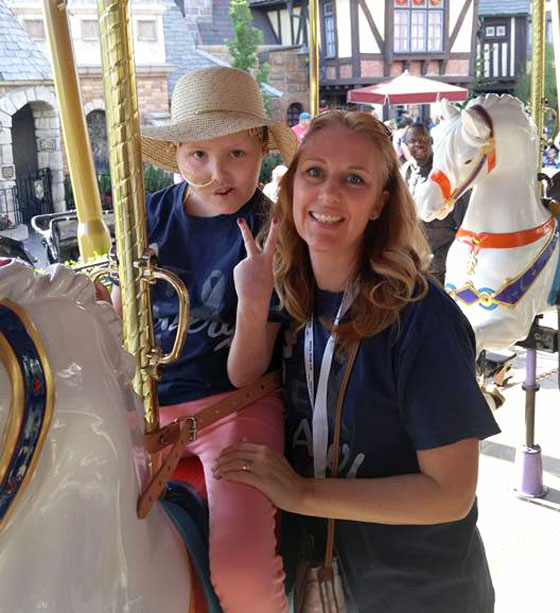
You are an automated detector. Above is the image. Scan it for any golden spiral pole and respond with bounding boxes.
[96,0,159,434]
[41,1,111,260]
[308,0,320,117]
[530,0,546,164]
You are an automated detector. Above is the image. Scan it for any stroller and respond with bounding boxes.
[31,210,115,263]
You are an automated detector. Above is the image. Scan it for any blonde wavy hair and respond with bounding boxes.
[273,110,430,343]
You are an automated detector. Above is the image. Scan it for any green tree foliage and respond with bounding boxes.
[515,42,558,128]
[226,0,271,115]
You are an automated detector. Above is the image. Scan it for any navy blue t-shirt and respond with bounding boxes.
[282,281,500,613]
[146,182,274,405]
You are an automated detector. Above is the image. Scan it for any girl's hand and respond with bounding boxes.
[212,442,307,514]
[233,218,278,317]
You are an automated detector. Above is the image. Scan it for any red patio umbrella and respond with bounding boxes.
[347,71,468,105]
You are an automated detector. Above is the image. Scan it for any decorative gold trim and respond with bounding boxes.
[0,333,24,491]
[0,299,55,532]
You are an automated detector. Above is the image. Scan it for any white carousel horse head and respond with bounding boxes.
[0,260,191,612]
[415,94,560,354]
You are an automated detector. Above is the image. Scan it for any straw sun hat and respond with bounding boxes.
[141,67,297,174]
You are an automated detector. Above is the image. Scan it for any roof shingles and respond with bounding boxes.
[0,1,52,81]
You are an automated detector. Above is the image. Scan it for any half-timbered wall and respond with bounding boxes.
[250,0,477,102]
[477,16,527,81]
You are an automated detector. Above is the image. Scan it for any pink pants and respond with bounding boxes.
[161,390,289,613]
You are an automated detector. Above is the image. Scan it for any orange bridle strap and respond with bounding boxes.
[456,215,557,252]
[429,105,496,207]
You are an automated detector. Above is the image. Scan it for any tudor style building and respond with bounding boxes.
[475,0,530,94]
[249,0,479,107]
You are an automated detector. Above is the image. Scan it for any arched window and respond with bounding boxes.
[287,102,303,127]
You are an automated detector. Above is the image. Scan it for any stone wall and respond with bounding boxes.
[0,84,65,218]
[266,47,309,121]
[78,68,171,124]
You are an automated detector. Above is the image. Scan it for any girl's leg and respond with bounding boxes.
[162,392,288,613]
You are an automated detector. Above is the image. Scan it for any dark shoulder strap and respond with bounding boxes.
[324,339,360,568]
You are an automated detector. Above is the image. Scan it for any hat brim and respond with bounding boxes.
[141,112,297,174]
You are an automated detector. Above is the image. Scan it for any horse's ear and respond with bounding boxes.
[438,99,460,120]
[461,107,492,146]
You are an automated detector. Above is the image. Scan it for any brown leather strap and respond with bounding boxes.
[324,340,360,569]
[137,371,281,518]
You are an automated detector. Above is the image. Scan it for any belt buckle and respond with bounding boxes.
[178,415,198,442]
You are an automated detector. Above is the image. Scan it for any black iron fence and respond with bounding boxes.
[17,168,54,224]
[0,186,21,228]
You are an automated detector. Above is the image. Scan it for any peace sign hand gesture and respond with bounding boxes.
[233,217,278,318]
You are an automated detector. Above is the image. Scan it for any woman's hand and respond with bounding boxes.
[233,218,277,317]
[213,442,308,514]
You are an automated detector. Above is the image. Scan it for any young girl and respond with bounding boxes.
[119,67,296,613]
[216,111,499,612]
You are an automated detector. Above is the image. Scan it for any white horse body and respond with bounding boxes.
[418,94,560,354]
[0,261,191,612]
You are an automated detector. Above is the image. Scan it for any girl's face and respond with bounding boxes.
[176,131,266,216]
[292,124,386,267]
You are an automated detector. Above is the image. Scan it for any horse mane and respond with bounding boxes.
[466,93,531,129]
[0,260,133,378]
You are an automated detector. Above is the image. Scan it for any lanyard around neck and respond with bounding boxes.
[304,288,355,478]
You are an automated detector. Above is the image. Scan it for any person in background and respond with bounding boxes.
[401,122,468,284]
[392,115,413,164]
[263,164,288,203]
[291,111,311,145]
[543,144,560,169]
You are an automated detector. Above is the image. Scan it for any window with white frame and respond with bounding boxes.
[137,20,158,41]
[323,2,336,59]
[81,19,99,40]
[394,0,444,53]
[23,19,45,40]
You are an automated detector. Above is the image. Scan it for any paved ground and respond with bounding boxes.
[477,311,559,613]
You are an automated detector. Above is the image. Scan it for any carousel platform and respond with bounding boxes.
[477,310,560,613]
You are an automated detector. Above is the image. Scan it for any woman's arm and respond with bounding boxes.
[213,438,479,525]
[227,218,281,387]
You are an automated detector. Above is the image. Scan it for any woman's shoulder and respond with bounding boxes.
[393,277,476,349]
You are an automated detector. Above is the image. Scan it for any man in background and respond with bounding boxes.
[401,122,469,284]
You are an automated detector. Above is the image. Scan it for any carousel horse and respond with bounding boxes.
[0,260,218,612]
[416,94,560,356]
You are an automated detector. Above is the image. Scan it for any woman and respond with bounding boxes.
[215,111,499,612]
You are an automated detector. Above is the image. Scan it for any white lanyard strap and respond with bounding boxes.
[304,288,355,478]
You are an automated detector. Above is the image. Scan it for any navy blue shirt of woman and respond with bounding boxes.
[282,281,500,613]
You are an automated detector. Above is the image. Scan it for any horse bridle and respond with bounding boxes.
[0,300,54,531]
[429,104,496,207]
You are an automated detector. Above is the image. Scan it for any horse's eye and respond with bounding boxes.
[464,159,473,165]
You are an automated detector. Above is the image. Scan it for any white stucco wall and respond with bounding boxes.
[336,0,352,58]
[358,3,380,54]
[450,1,474,53]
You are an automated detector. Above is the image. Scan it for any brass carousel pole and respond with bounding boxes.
[41,1,111,260]
[530,0,547,158]
[308,0,320,117]
[95,0,159,433]
[551,1,560,118]
[514,0,547,498]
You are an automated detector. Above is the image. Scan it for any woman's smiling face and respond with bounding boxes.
[292,124,385,268]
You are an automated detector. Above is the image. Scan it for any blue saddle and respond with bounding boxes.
[160,481,223,613]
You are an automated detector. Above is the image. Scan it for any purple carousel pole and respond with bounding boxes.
[514,347,547,497]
